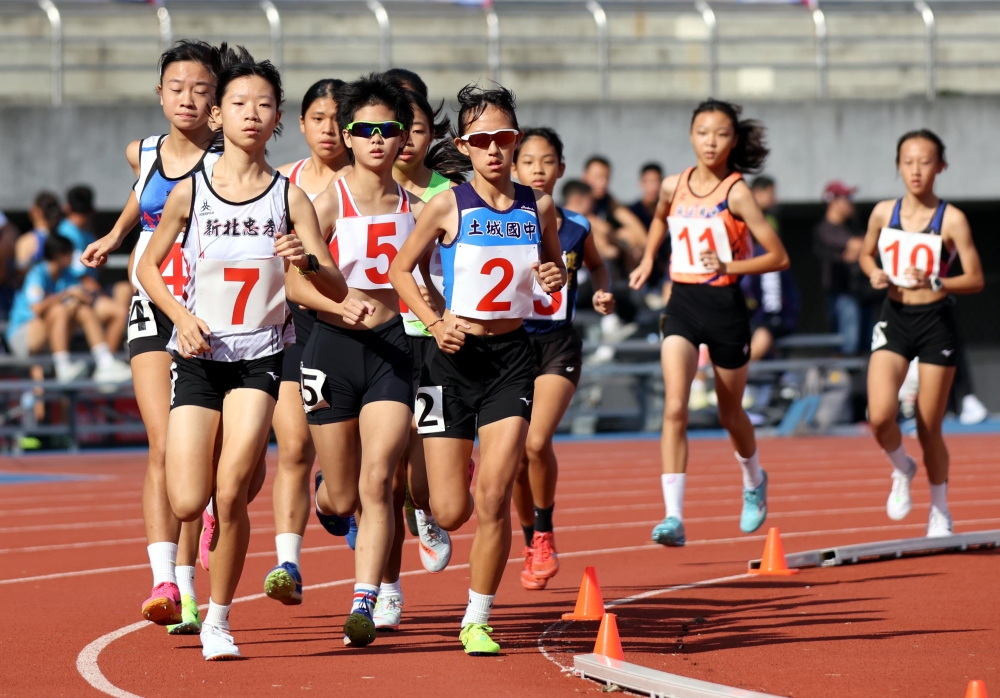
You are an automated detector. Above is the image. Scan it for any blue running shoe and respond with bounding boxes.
[343,608,376,647]
[346,515,358,550]
[651,516,686,546]
[314,470,351,537]
[264,561,303,605]
[740,469,768,533]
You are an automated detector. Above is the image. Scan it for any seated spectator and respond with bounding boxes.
[582,156,647,270]
[628,162,663,230]
[5,234,132,383]
[562,179,615,258]
[15,191,63,276]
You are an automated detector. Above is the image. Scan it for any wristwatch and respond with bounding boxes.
[297,253,319,276]
[930,276,944,292]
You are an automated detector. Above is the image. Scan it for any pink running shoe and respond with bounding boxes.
[200,508,216,570]
[142,581,181,625]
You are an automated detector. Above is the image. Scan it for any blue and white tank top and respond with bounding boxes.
[439,182,540,320]
[523,208,589,334]
[887,198,955,277]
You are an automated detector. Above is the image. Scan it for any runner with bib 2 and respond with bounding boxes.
[629,99,789,548]
[510,127,614,591]
[136,46,346,662]
[389,84,566,657]
[859,129,984,538]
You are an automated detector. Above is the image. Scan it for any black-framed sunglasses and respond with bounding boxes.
[345,121,405,138]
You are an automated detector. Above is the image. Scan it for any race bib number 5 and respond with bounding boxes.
[878,228,941,288]
[667,217,732,275]
[194,257,286,332]
[450,243,537,320]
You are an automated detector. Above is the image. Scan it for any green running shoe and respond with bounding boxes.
[460,623,500,656]
[167,594,202,635]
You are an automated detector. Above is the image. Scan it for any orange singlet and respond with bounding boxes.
[668,167,752,287]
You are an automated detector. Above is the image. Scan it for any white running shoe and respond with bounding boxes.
[415,509,451,573]
[55,360,88,383]
[926,508,953,538]
[200,623,240,661]
[373,592,403,631]
[960,394,989,425]
[886,456,917,521]
[93,359,132,384]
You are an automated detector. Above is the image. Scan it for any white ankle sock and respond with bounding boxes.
[884,444,913,476]
[736,450,763,490]
[275,533,303,567]
[91,342,115,369]
[147,542,177,586]
[175,565,196,601]
[461,590,494,627]
[204,599,231,630]
[380,580,402,601]
[661,473,685,521]
[53,351,72,372]
[929,482,949,514]
[352,584,379,615]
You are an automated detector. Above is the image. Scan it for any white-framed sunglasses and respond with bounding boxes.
[459,128,520,149]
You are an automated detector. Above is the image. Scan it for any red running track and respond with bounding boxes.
[1,435,998,697]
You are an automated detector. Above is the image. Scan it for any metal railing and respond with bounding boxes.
[3,1,1000,104]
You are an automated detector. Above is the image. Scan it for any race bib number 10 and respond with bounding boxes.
[667,217,732,275]
[878,228,941,288]
[195,257,286,332]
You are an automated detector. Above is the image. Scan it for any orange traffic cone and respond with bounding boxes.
[749,527,799,576]
[562,566,605,620]
[593,612,624,661]
[966,680,989,698]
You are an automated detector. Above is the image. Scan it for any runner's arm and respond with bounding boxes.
[535,191,567,293]
[859,200,892,289]
[720,181,789,276]
[390,191,451,330]
[938,206,984,295]
[282,183,348,304]
[583,231,614,315]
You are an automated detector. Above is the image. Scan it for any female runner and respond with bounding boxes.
[263,78,353,605]
[137,46,346,660]
[390,84,566,656]
[511,127,614,590]
[859,129,983,537]
[629,99,789,547]
[81,40,223,634]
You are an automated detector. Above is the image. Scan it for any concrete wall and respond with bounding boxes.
[1,97,998,210]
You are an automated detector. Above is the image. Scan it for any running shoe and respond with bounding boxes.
[264,562,303,605]
[404,486,419,537]
[373,592,403,631]
[886,456,917,521]
[460,623,500,656]
[167,594,202,635]
[314,470,352,537]
[416,509,451,573]
[652,516,686,547]
[343,608,376,647]
[200,508,215,570]
[926,508,954,538]
[739,469,768,534]
[520,546,547,590]
[201,624,240,661]
[346,515,358,551]
[530,531,559,579]
[142,582,181,625]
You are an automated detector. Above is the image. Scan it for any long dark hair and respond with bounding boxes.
[301,78,345,118]
[406,89,470,184]
[896,128,946,165]
[455,83,517,137]
[216,45,284,137]
[690,99,768,174]
[158,39,223,83]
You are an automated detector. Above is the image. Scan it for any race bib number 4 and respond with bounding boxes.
[526,252,569,321]
[667,217,732,275]
[195,257,286,332]
[127,297,158,343]
[878,228,941,288]
[450,243,538,320]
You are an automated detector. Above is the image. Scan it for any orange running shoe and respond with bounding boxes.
[142,581,182,625]
[531,531,559,579]
[520,546,547,590]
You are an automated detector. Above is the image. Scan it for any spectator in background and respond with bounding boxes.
[5,234,132,383]
[0,210,19,318]
[750,176,778,231]
[628,162,663,229]
[15,191,63,276]
[813,180,871,355]
[57,185,98,281]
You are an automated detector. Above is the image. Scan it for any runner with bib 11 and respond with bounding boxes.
[629,99,789,548]
[859,129,984,538]
[389,84,566,657]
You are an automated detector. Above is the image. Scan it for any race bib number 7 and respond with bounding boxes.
[667,217,732,275]
[194,257,286,332]
[450,243,538,320]
[878,228,941,288]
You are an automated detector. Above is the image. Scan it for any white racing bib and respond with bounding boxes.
[194,257,285,333]
[667,217,732,275]
[127,296,158,343]
[333,214,414,291]
[450,242,537,320]
[133,233,187,301]
[878,228,942,289]
[526,252,569,321]
[414,386,445,434]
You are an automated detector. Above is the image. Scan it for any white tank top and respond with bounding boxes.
[288,158,320,202]
[168,167,294,362]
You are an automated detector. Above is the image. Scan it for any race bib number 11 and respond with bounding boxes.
[667,217,732,275]
[878,228,942,288]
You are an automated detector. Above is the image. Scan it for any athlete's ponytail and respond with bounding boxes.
[406,89,471,184]
[215,44,284,136]
[896,129,946,166]
[690,99,768,175]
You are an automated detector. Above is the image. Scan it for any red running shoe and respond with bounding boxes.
[142,581,182,625]
[199,508,216,570]
[519,546,547,590]
[531,531,559,580]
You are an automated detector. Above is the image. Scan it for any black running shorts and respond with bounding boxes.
[170,352,283,411]
[660,282,751,370]
[871,297,958,367]
[407,334,435,395]
[417,326,535,441]
[300,316,413,425]
[528,326,583,387]
[127,296,174,358]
